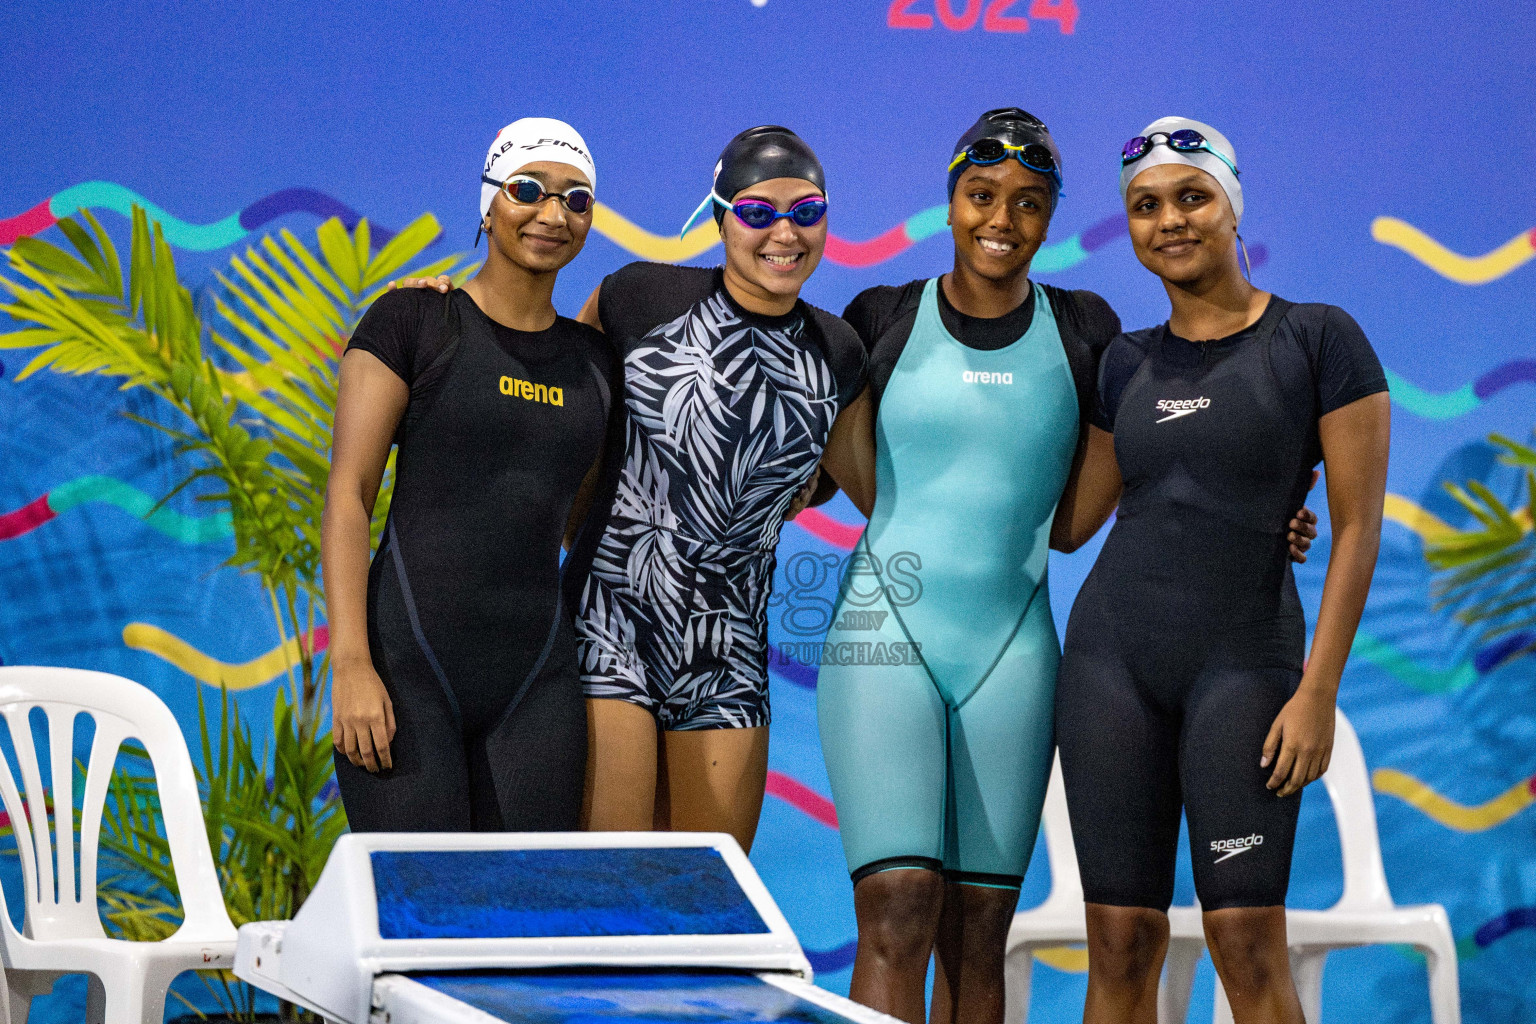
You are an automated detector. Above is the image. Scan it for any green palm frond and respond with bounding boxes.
[3,206,460,1020]
[1428,432,1536,657]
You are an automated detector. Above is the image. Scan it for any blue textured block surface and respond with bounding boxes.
[409,970,858,1022]
[371,848,770,939]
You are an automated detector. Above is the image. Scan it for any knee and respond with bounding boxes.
[1204,908,1287,994]
[1086,905,1169,987]
[855,870,946,965]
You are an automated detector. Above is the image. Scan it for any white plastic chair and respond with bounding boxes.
[0,667,237,1023]
[1003,754,1087,1023]
[1159,707,1460,1024]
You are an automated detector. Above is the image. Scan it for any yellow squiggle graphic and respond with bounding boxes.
[1373,767,1535,832]
[590,203,720,263]
[122,622,319,690]
[1372,217,1536,285]
[1034,947,1089,972]
[1383,494,1459,545]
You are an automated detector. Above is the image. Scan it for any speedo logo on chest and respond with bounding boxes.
[962,370,1013,385]
[499,376,564,406]
[1155,396,1210,422]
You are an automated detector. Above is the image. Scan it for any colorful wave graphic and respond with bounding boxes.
[123,622,329,690]
[0,182,402,251]
[1385,361,1536,420]
[1,183,1266,276]
[1373,217,1536,285]
[1373,766,1536,832]
[0,475,232,544]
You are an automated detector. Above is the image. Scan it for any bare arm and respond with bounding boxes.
[322,350,409,772]
[815,385,877,519]
[1263,392,1390,797]
[1051,425,1122,553]
[577,284,602,330]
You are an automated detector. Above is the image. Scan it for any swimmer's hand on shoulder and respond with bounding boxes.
[786,467,821,522]
[389,274,454,293]
[1260,684,1335,799]
[1287,470,1322,564]
[332,654,397,773]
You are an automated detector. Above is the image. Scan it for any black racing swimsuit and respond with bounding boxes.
[1055,297,1387,911]
[338,289,611,832]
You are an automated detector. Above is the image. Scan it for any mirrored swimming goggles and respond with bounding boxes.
[481,174,595,214]
[1120,130,1240,178]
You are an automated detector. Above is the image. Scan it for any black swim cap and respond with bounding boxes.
[710,126,826,227]
[948,108,1063,209]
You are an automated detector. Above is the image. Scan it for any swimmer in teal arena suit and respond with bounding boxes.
[813,110,1317,1024]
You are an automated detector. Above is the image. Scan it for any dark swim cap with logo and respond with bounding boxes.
[948,108,1063,210]
[709,126,827,227]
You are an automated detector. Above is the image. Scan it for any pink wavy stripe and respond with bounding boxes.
[792,507,863,550]
[765,770,839,829]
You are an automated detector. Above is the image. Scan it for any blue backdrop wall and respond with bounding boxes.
[1,3,1533,1021]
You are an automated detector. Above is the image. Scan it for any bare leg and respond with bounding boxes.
[930,881,1021,1024]
[1082,904,1169,1024]
[849,869,947,1024]
[582,698,659,831]
[1203,906,1303,1024]
[656,725,770,853]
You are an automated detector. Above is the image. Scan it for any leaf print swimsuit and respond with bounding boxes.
[566,263,867,730]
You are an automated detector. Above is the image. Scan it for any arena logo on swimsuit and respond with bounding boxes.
[499,375,563,406]
[1210,833,1264,862]
[962,370,1013,385]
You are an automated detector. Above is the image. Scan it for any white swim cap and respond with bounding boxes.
[1119,116,1242,226]
[480,118,596,219]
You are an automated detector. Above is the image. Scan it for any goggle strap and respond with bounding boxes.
[679,191,723,236]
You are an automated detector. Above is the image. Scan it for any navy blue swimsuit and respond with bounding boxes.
[1056,297,1387,911]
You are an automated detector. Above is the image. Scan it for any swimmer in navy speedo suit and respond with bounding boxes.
[324,119,611,832]
[1052,118,1391,1024]
[814,111,1317,1024]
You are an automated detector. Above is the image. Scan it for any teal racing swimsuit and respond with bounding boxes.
[818,278,1118,886]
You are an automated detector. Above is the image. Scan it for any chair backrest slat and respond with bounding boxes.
[0,667,235,945]
[2,705,57,927]
[1039,754,1084,910]
[1322,708,1394,910]
[45,705,79,915]
[77,717,132,935]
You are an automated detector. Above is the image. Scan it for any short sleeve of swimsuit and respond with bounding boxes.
[1309,303,1389,414]
[1092,301,1387,433]
[807,306,870,411]
[345,287,452,389]
[1091,330,1153,432]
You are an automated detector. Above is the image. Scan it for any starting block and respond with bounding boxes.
[234,832,898,1023]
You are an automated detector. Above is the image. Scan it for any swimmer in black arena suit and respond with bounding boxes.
[1052,118,1390,1024]
[387,128,870,854]
[323,119,612,832]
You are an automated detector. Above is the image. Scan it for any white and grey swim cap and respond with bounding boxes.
[1119,116,1242,226]
[480,118,596,219]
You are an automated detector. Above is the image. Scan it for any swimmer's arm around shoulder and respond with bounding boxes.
[563,284,610,548]
[323,350,409,773]
[818,385,876,518]
[1263,391,1390,798]
[1050,425,1122,553]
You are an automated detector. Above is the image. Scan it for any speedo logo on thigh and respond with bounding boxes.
[1211,834,1264,863]
[1155,396,1210,423]
[962,370,1013,385]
